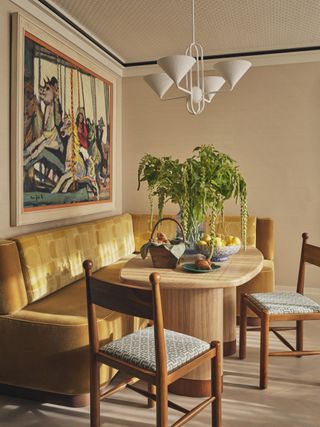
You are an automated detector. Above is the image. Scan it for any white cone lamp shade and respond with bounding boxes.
[204,76,225,101]
[214,60,251,90]
[144,73,174,99]
[158,55,196,86]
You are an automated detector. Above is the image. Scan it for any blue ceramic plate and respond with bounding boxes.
[182,263,221,273]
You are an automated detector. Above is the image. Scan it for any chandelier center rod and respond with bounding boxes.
[192,0,196,44]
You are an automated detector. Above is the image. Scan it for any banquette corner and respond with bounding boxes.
[0,213,273,406]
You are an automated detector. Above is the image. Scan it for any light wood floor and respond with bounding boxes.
[1,290,319,426]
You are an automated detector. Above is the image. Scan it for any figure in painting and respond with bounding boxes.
[76,109,88,149]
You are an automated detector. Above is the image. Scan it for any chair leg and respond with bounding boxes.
[211,342,222,427]
[239,294,248,360]
[156,380,168,427]
[296,320,304,355]
[260,315,270,390]
[90,357,101,427]
[147,383,156,408]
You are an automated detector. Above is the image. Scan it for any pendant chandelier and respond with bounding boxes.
[144,0,251,115]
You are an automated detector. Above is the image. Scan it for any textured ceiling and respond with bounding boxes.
[49,0,320,63]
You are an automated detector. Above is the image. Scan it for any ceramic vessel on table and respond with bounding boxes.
[197,244,241,262]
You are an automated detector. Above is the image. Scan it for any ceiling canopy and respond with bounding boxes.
[48,0,320,65]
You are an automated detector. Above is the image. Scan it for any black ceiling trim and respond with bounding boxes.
[37,0,125,66]
[38,0,320,68]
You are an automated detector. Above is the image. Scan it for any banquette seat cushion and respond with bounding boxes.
[0,271,141,395]
[0,214,142,401]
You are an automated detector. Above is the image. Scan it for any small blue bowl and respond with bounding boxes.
[197,244,241,262]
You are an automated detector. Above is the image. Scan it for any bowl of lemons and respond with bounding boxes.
[197,234,241,262]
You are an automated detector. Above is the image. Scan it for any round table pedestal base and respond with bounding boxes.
[169,378,211,397]
[223,339,237,356]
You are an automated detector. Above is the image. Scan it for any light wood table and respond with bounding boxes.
[120,247,263,397]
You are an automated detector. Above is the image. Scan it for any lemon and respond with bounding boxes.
[197,240,208,246]
[233,237,241,246]
[213,237,223,248]
[203,233,212,243]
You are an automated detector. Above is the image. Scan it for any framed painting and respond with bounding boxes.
[11,13,117,226]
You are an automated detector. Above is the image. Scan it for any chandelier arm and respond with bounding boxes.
[177,83,192,95]
[205,88,233,95]
[161,95,188,101]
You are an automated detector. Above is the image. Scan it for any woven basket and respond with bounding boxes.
[149,217,185,269]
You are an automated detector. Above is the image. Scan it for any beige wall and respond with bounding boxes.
[1,0,319,287]
[122,63,320,287]
[0,0,122,239]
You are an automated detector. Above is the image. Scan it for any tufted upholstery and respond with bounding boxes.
[247,292,320,315]
[0,240,28,314]
[14,214,135,303]
[101,326,210,373]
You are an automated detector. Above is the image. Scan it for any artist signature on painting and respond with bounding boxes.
[29,194,44,201]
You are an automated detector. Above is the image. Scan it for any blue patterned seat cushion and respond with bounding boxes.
[100,327,210,373]
[247,292,320,315]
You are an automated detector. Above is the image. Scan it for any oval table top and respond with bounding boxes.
[120,247,264,290]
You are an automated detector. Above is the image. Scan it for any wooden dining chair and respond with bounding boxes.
[83,260,222,427]
[239,233,320,389]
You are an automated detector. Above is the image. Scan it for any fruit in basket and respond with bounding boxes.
[225,235,242,246]
[233,236,241,245]
[213,237,223,248]
[225,235,234,246]
[197,239,208,247]
[151,232,169,244]
[196,233,241,262]
[157,232,169,243]
[203,233,212,243]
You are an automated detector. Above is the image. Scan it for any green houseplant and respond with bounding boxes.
[137,145,248,257]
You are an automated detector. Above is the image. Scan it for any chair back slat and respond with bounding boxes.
[297,234,320,294]
[90,277,154,320]
[304,244,320,267]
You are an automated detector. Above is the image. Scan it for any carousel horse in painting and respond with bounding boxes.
[52,114,100,198]
[39,76,62,131]
[23,77,64,171]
